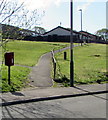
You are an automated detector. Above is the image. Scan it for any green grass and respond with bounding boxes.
[1,40,68,92]
[1,65,30,92]
[5,41,68,66]
[54,43,107,86]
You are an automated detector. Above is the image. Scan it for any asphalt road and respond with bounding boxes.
[2,93,107,118]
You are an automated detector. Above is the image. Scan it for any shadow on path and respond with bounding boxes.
[73,86,108,101]
[1,88,108,107]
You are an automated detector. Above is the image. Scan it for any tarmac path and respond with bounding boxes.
[28,52,53,87]
[28,46,72,88]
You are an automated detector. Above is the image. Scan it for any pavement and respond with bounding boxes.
[1,83,108,106]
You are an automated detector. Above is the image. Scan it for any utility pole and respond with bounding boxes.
[70,0,74,87]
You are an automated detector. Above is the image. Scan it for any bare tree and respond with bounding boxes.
[0,0,45,63]
[0,0,24,50]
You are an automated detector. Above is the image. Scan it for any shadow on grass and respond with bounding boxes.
[54,74,108,86]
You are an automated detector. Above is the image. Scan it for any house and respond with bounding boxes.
[40,26,105,43]
[79,31,94,43]
[80,31,103,43]
[43,26,80,42]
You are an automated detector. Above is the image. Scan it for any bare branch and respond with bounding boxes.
[1,2,24,23]
[0,40,9,47]
[0,0,5,9]
[0,0,8,14]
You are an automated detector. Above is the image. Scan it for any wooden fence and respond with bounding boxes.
[51,50,56,79]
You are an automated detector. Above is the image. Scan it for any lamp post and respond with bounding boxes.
[79,9,82,31]
[70,0,74,87]
[79,9,83,46]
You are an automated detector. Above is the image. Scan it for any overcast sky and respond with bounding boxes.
[16,0,107,34]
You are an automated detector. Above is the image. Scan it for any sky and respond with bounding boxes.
[14,0,107,34]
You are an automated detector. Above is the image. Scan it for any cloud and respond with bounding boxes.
[23,0,107,11]
[77,2,91,12]
[77,0,96,12]
[7,0,107,12]
[16,0,63,10]
[17,0,69,10]
[76,0,107,12]
[54,0,62,6]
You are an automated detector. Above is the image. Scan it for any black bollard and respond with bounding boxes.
[64,52,67,60]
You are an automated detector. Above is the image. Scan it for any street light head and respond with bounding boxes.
[79,9,82,11]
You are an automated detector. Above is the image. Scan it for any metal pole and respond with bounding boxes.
[79,9,83,45]
[79,9,82,31]
[70,0,74,87]
[8,66,11,85]
[81,9,82,31]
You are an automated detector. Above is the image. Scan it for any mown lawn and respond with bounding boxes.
[1,40,68,92]
[54,43,107,87]
[6,40,68,66]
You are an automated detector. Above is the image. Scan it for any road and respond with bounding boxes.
[2,93,107,118]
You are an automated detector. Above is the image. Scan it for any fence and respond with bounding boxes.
[51,50,56,79]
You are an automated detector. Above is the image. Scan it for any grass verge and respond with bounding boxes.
[54,43,108,87]
[1,65,30,92]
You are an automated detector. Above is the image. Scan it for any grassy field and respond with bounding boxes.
[6,40,68,66]
[1,40,68,92]
[54,43,107,87]
[1,41,107,91]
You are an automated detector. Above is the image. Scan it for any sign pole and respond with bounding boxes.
[8,66,11,85]
[70,0,74,87]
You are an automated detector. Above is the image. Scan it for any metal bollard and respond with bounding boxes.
[64,52,67,60]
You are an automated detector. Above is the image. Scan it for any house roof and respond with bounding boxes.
[43,26,79,36]
[79,31,97,38]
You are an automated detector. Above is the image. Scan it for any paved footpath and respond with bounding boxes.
[1,83,107,106]
[28,46,71,87]
[29,52,53,87]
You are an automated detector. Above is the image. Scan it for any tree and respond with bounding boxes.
[0,0,45,45]
[34,26,46,36]
[0,0,45,63]
[96,28,108,41]
[0,0,24,48]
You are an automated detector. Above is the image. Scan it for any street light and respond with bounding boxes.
[79,9,82,31]
[79,9,83,46]
[70,0,74,87]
